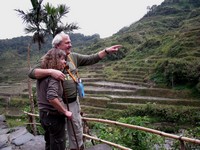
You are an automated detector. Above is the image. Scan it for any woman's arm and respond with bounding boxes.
[49,98,72,119]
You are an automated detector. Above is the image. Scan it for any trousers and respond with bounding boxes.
[66,98,83,149]
[40,110,66,150]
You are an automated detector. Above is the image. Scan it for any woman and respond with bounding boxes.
[37,48,72,150]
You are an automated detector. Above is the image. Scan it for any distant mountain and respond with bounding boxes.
[0,33,100,56]
[0,0,200,92]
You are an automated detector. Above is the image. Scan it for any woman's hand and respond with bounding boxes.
[65,110,73,119]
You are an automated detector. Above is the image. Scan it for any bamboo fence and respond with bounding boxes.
[82,117,200,144]
[23,111,200,150]
[83,134,131,150]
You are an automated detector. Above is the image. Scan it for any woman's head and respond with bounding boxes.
[41,48,66,70]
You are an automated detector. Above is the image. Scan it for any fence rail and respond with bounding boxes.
[82,117,200,145]
[24,111,200,150]
[83,134,131,150]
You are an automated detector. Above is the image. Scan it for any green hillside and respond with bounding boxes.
[80,0,200,95]
[0,0,200,95]
[0,33,100,83]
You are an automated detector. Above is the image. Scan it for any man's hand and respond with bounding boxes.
[105,45,122,53]
[50,69,66,81]
[98,45,122,59]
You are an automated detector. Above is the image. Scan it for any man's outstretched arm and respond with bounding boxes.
[98,45,122,59]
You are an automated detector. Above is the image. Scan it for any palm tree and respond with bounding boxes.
[15,0,45,136]
[43,2,79,37]
[15,0,79,48]
[15,0,79,135]
[15,0,45,50]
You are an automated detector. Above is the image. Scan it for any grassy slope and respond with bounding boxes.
[85,1,200,93]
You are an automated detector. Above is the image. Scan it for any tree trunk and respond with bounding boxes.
[27,44,37,135]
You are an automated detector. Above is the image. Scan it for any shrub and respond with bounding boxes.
[152,58,200,88]
[93,116,164,150]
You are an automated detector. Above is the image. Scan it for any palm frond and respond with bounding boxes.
[30,0,39,10]
[57,4,69,16]
[24,25,38,34]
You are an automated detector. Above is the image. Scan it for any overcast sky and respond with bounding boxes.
[0,0,164,39]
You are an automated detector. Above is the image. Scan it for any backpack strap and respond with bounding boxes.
[66,55,80,83]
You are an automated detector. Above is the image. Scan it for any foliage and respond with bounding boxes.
[15,0,46,50]
[15,0,79,51]
[23,105,44,135]
[136,38,161,54]
[93,116,164,150]
[106,47,128,61]
[43,2,79,37]
[196,82,200,93]
[122,103,200,127]
[152,57,200,88]
[182,127,200,149]
[171,126,200,149]
[6,116,26,127]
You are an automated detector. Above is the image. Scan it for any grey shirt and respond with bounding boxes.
[37,76,64,111]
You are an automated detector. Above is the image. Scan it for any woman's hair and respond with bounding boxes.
[41,48,66,70]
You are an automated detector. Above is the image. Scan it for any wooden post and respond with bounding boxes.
[27,44,37,135]
[180,140,186,150]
